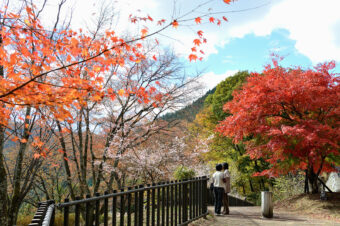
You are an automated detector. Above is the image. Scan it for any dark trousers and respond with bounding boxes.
[213,187,224,214]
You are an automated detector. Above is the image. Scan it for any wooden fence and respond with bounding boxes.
[29,176,208,226]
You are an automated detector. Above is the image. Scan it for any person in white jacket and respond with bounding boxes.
[212,164,224,215]
[222,162,231,214]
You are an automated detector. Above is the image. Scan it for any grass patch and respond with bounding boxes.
[275,192,340,222]
[188,211,216,226]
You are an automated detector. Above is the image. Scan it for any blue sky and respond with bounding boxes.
[194,29,314,74]
[178,0,340,91]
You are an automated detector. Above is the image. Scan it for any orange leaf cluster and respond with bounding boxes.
[0,6,154,127]
[0,0,239,133]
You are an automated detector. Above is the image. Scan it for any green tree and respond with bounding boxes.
[190,71,272,200]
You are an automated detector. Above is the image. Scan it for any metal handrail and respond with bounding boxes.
[42,204,55,226]
[57,177,208,208]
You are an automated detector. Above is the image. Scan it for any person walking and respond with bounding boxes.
[222,162,231,214]
[212,164,224,215]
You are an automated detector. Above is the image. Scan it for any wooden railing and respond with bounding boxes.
[29,176,208,226]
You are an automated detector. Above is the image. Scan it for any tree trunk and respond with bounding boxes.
[0,125,8,226]
[249,178,254,192]
[7,205,20,226]
[308,167,319,194]
[261,178,266,191]
[304,170,309,194]
[0,31,8,226]
[242,183,246,195]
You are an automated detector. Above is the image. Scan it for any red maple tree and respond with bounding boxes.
[217,59,340,193]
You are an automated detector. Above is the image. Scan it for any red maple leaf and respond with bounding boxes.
[193,39,201,46]
[172,20,179,28]
[157,19,166,25]
[195,17,202,24]
[188,54,198,62]
[141,28,148,37]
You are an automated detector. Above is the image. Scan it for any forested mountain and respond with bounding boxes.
[162,87,216,122]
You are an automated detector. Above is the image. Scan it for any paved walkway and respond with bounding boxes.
[207,207,340,226]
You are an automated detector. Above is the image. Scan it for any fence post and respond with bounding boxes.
[134,185,139,226]
[170,181,174,226]
[162,182,165,226]
[182,179,188,224]
[189,179,193,220]
[151,183,156,226]
[157,182,161,226]
[64,198,69,226]
[112,190,117,226]
[178,180,182,224]
[95,192,100,226]
[146,184,151,226]
[194,178,197,218]
[127,187,132,226]
[75,196,81,226]
[120,189,125,226]
[166,181,170,226]
[196,177,200,217]
[198,177,202,216]
[139,185,144,225]
[202,176,208,214]
[85,194,91,226]
[174,180,178,225]
[104,191,109,226]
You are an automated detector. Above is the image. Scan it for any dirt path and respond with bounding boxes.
[206,206,340,226]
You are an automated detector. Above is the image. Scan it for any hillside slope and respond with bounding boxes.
[275,193,340,222]
[162,88,216,122]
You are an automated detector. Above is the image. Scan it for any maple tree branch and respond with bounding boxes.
[0,22,172,99]
[0,2,265,100]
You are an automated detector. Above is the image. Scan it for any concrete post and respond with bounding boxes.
[261,191,273,218]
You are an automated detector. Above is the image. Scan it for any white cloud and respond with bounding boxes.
[198,70,238,93]
[22,0,261,59]
[16,0,340,64]
[228,0,340,63]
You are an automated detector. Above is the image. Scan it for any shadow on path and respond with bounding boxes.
[208,206,340,226]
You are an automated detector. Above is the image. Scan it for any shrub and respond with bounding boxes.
[174,165,195,180]
[273,173,305,201]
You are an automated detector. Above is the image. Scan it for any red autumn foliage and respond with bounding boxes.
[217,59,340,192]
